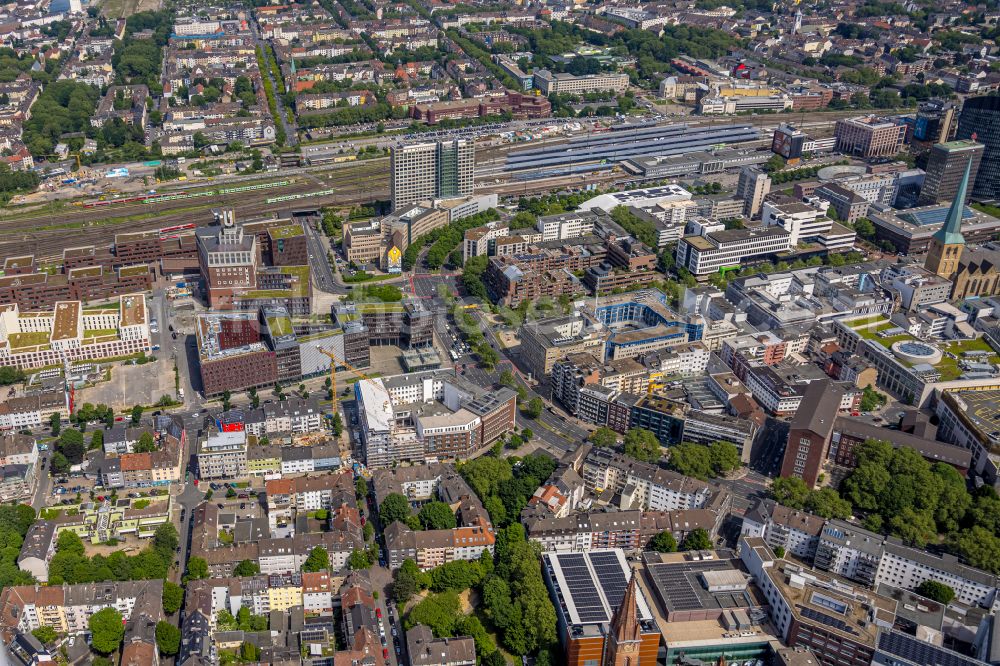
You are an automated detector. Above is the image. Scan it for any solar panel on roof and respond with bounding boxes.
[897,206,975,227]
[556,553,608,623]
[877,630,988,666]
[800,607,855,635]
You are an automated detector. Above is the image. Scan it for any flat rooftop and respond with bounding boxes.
[51,301,81,341]
[644,551,762,617]
[871,203,1000,239]
[119,294,145,328]
[545,549,654,627]
[267,223,304,239]
[764,560,896,647]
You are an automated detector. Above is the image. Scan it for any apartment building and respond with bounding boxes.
[740,499,825,560]
[0,391,66,432]
[0,580,163,641]
[741,537,896,666]
[195,430,249,479]
[523,507,723,554]
[580,447,730,513]
[740,505,1000,609]
[0,295,151,370]
[519,313,608,379]
[736,166,771,218]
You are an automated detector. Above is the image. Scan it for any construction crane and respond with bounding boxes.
[38,153,83,172]
[317,348,377,417]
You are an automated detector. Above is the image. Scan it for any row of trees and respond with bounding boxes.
[379,493,460,531]
[588,426,663,463]
[297,102,404,129]
[772,438,1000,573]
[667,441,742,480]
[771,477,853,520]
[402,209,501,271]
[48,522,179,585]
[0,504,38,590]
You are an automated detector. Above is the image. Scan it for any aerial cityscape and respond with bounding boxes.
[6,0,1000,665]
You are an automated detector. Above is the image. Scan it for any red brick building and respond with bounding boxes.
[411,91,551,124]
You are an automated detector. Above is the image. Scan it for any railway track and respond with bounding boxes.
[0,165,389,262]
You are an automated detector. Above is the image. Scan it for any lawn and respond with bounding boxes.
[935,338,1000,381]
[8,331,49,349]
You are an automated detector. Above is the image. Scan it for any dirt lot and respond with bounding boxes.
[77,356,176,410]
[365,345,406,378]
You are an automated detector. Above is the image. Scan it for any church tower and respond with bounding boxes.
[925,156,972,279]
[604,574,643,666]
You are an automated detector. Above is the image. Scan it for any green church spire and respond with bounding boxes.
[932,156,972,247]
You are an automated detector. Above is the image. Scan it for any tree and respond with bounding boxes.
[31,626,57,645]
[332,413,343,437]
[709,441,741,475]
[773,546,786,558]
[58,429,85,464]
[521,428,533,442]
[89,429,104,451]
[521,397,543,419]
[134,431,156,453]
[499,370,516,388]
[419,502,458,530]
[234,560,260,577]
[859,385,887,412]
[50,452,69,475]
[771,476,811,509]
[667,442,713,479]
[588,427,617,448]
[430,559,485,592]
[222,390,232,412]
[405,591,460,636]
[49,412,61,435]
[380,493,412,526]
[915,580,955,604]
[131,405,143,426]
[302,546,329,572]
[649,531,677,553]
[348,549,373,570]
[153,522,179,562]
[89,607,125,654]
[185,557,208,581]
[681,528,712,551]
[623,428,661,463]
[240,642,261,662]
[485,651,507,666]
[162,581,183,615]
[393,559,427,603]
[155,620,180,655]
[805,487,852,520]
[0,366,25,386]
[57,529,86,556]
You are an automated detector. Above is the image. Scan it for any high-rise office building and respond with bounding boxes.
[834,116,906,158]
[912,99,957,145]
[390,139,475,209]
[736,166,771,218]
[919,140,983,205]
[957,95,1000,201]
